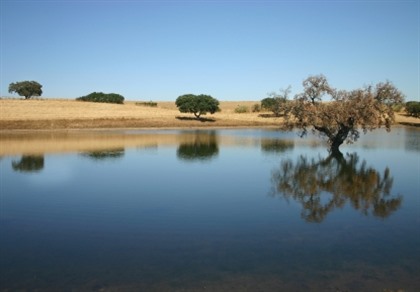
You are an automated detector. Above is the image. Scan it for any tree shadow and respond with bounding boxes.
[176,116,216,123]
[258,113,284,118]
[399,122,420,127]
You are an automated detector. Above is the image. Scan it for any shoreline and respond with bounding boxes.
[0,117,282,131]
[1,115,418,131]
[1,123,419,133]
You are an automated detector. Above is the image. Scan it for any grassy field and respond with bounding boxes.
[0,99,281,129]
[1,98,419,130]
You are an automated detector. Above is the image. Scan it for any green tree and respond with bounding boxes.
[175,94,220,119]
[284,75,404,154]
[405,101,420,118]
[261,87,290,117]
[76,92,124,104]
[8,81,43,99]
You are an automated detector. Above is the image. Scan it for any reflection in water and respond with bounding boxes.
[271,152,402,223]
[405,127,420,152]
[11,155,44,173]
[1,129,419,291]
[80,148,125,160]
[261,138,294,154]
[177,131,219,161]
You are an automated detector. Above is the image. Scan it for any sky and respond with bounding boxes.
[0,0,418,101]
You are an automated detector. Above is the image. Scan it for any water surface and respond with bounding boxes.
[1,128,419,291]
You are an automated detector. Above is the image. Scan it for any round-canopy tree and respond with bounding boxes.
[284,75,404,154]
[9,81,43,99]
[175,94,220,119]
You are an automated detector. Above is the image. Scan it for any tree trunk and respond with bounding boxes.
[329,125,350,154]
[330,138,344,155]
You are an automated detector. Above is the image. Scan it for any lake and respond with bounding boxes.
[0,127,419,291]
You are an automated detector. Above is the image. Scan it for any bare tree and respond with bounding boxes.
[284,75,404,154]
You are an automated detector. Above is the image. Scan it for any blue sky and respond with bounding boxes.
[1,0,418,101]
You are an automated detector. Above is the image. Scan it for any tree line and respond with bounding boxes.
[7,76,416,153]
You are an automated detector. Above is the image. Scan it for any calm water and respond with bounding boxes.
[0,128,419,291]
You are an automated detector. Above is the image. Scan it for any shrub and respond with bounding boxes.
[76,92,124,104]
[261,97,276,111]
[252,103,261,112]
[261,95,288,117]
[234,105,249,113]
[392,103,404,112]
[405,101,420,118]
[135,101,158,107]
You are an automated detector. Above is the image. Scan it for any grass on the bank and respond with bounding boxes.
[0,98,418,130]
[0,99,281,129]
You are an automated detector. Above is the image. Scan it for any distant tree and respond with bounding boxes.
[261,87,290,117]
[8,81,43,99]
[76,92,124,104]
[284,75,404,154]
[405,101,420,118]
[175,94,220,119]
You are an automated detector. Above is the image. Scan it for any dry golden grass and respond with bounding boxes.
[0,98,418,130]
[0,99,280,129]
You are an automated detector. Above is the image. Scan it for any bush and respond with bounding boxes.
[234,105,249,113]
[392,103,404,112]
[76,92,124,104]
[261,95,288,117]
[261,97,276,111]
[405,101,420,118]
[252,103,261,112]
[136,101,158,107]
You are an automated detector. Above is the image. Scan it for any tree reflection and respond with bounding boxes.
[177,131,219,161]
[404,128,420,152]
[81,148,125,160]
[12,155,44,173]
[271,152,402,223]
[261,139,294,154]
